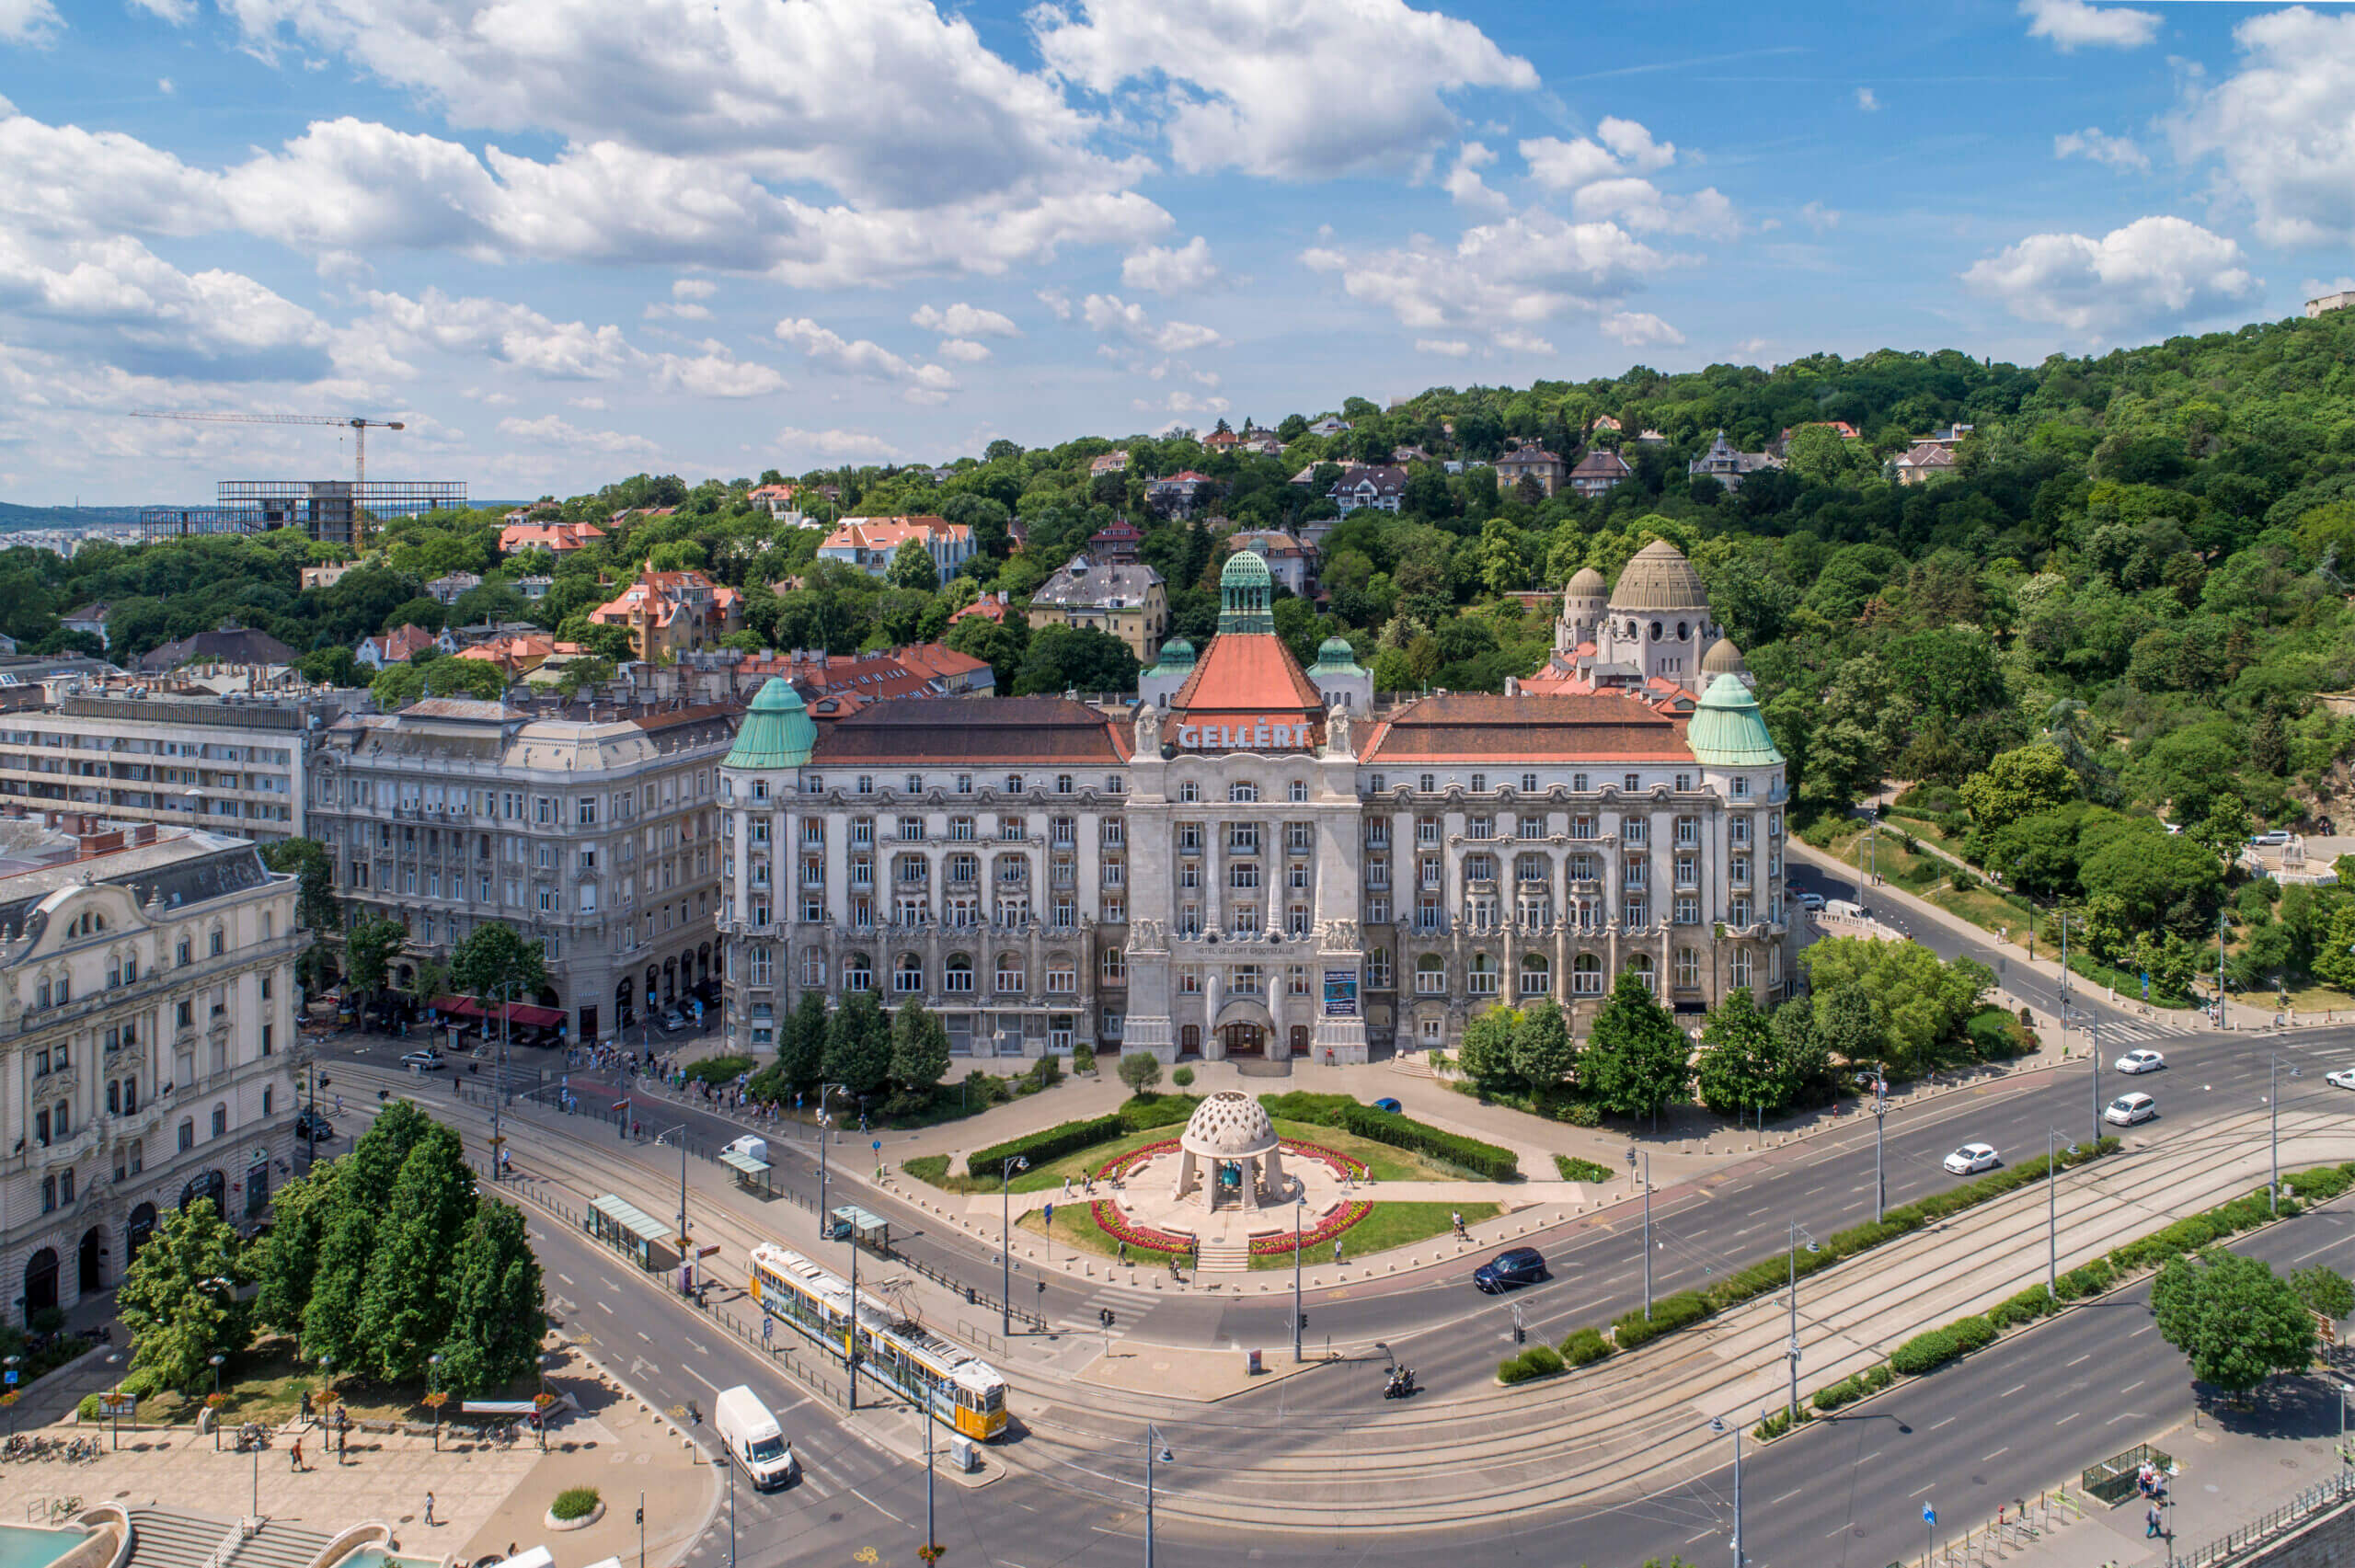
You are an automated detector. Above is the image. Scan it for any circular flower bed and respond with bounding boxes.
[1249,1200,1373,1256]
[1090,1199,1194,1254]
[1092,1138,1367,1183]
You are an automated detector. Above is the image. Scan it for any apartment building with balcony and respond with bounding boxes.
[0,814,303,1323]
[305,698,741,1043]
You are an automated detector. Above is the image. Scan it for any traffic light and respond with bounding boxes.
[635,1506,644,1527]
[1513,1322,1526,1345]
[1297,1313,1308,1331]
[1098,1308,1116,1329]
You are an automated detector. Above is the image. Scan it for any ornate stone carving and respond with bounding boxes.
[1134,704,1161,752]
[1324,703,1352,758]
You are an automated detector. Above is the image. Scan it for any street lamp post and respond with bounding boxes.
[427,1352,444,1453]
[654,1124,692,1270]
[2089,1015,2101,1149]
[1144,1424,1173,1568]
[209,1354,224,1449]
[1708,1415,1743,1568]
[1292,1191,1306,1364]
[1871,1072,1888,1222]
[923,1386,937,1567]
[2268,1056,2301,1216]
[1786,1221,1818,1428]
[816,1083,844,1241]
[1001,1155,1029,1338]
[1642,1151,1653,1321]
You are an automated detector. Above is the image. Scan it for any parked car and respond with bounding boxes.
[1473,1247,1547,1294]
[1372,1097,1403,1115]
[400,1049,447,1071]
[2114,1049,2166,1075]
[1797,891,1826,912]
[295,1108,335,1141]
[2250,830,2292,846]
[2104,1092,2157,1126]
[659,1007,689,1035]
[2326,1069,2355,1092]
[1943,1142,2000,1175]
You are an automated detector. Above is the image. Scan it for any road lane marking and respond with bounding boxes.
[2065,1355,2091,1368]
[2055,1413,2081,1426]
[2107,1411,2144,1425]
[1857,1451,1880,1465]
[2294,1239,2347,1263]
[2130,1324,2155,1337]
[1827,1525,1852,1539]
[2000,1384,2026,1398]
[1910,1482,1935,1497]
[1981,1447,2009,1461]
[1770,1488,1802,1505]
[684,1364,721,1393]
[558,1273,575,1286]
[847,1486,905,1526]
[2120,1380,2144,1393]
[1684,1530,1714,1545]
[599,1301,615,1314]
[1929,1416,1957,1431]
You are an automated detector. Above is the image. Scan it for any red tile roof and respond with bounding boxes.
[1171,632,1326,717]
[1361,692,1693,762]
[809,696,1124,764]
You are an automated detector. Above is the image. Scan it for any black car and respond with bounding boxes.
[295,1108,336,1141]
[1473,1247,1547,1293]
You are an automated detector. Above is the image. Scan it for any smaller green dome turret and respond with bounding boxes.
[725,677,819,770]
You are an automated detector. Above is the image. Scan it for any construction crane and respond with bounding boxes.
[131,410,407,548]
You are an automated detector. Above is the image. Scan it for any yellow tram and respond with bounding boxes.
[747,1242,1009,1440]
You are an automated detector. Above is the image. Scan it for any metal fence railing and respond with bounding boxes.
[2083,1442,2173,1506]
[2173,1469,2355,1568]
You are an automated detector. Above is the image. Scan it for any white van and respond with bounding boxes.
[722,1135,770,1166]
[1822,898,1867,921]
[714,1385,797,1489]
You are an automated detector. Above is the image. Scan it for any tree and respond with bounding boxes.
[252,1165,339,1334]
[346,916,408,1007]
[1118,1052,1163,1095]
[1012,624,1140,695]
[1813,984,1885,1067]
[1799,938,1992,1072]
[452,920,548,1014]
[302,1101,431,1365]
[261,838,340,988]
[425,656,511,702]
[773,991,830,1097]
[434,1200,546,1395]
[1457,1005,1521,1087]
[1960,742,2080,834]
[887,539,939,592]
[117,1198,248,1393]
[2150,1248,2315,1394]
[353,1123,477,1381]
[1694,990,1793,1117]
[1580,973,1691,1123]
[370,662,427,711]
[822,989,892,1100]
[888,1000,951,1097]
[1769,995,1836,1104]
[1511,999,1576,1088]
[944,612,1028,692]
[2292,1265,2355,1321]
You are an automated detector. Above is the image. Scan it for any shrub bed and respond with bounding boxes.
[1811,1362,1892,1412]
[1753,1404,1811,1441]
[1258,1092,1520,1179]
[551,1487,601,1523]
[1611,1290,1710,1351]
[1561,1327,1613,1368]
[1554,1155,1616,1184]
[1498,1345,1566,1384]
[681,1055,752,1087]
[902,1154,948,1185]
[967,1114,1125,1179]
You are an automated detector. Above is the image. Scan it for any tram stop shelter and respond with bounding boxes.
[589,1193,674,1270]
[826,1205,890,1251]
[719,1146,774,1196]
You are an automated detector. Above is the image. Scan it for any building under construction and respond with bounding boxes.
[139,479,467,547]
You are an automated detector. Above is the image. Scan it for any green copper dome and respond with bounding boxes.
[1149,635,1197,674]
[1308,635,1365,676]
[725,677,818,770]
[1217,548,1275,635]
[1686,673,1783,768]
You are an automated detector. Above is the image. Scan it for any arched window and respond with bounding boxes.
[844,955,873,992]
[994,953,1025,992]
[1518,954,1550,998]
[1415,953,1447,995]
[1730,948,1753,989]
[1228,782,1258,804]
[178,1117,195,1152]
[1572,953,1603,995]
[1467,953,1498,995]
[1626,953,1656,992]
[893,954,924,993]
[1179,781,1200,803]
[1288,780,1308,803]
[1676,947,1700,990]
[944,954,974,993]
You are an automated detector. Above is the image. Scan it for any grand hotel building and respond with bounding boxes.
[718,544,1791,1063]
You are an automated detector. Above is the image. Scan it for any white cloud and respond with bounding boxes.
[1521,117,1673,193]
[1855,87,1879,112]
[937,338,993,362]
[672,279,717,300]
[1132,390,1229,419]
[0,0,60,42]
[1415,338,1472,358]
[910,302,1019,338]
[1031,0,1536,179]
[497,414,662,457]
[1303,208,1671,336]
[1516,118,1731,240]
[1120,236,1222,294]
[354,285,784,394]
[1603,311,1685,348]
[645,300,710,321]
[775,425,905,463]
[157,77,175,95]
[1570,177,1738,239]
[1443,142,1510,219]
[775,316,958,403]
[1595,118,1675,175]
[1079,292,1226,353]
[1732,337,1773,361]
[1799,200,1840,233]
[130,0,192,20]
[1035,288,1074,321]
[2020,0,2159,52]
[1961,215,2257,339]
[1490,328,1554,356]
[567,395,606,410]
[2053,127,2150,173]
[0,228,330,381]
[653,341,787,398]
[2172,8,2355,249]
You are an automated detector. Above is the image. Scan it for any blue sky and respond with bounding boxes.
[2,0,2352,503]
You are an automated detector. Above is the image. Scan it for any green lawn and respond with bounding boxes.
[908,1117,1469,1196]
[1017,1198,1501,1270]
[104,1336,543,1426]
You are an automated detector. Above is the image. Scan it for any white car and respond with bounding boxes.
[400,1049,448,1071]
[1797,892,1826,912]
[2104,1092,2157,1127]
[2114,1049,2165,1075]
[2326,1069,2355,1092]
[1943,1142,2000,1175]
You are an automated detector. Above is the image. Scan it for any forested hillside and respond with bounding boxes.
[6,309,2354,987]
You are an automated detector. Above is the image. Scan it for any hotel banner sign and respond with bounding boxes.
[1323,969,1359,1017]
[1176,717,1314,751]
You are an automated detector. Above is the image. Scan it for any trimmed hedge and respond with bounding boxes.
[1612,1290,1711,1351]
[1811,1361,1892,1412]
[1499,1344,1566,1384]
[1986,1285,2061,1329]
[551,1487,601,1522]
[1561,1327,1614,1367]
[1753,1404,1812,1441]
[1259,1093,1520,1180]
[1555,1155,1616,1184]
[967,1114,1125,1179]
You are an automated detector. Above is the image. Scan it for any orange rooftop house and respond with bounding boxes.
[590,568,743,663]
[816,516,976,580]
[499,520,607,555]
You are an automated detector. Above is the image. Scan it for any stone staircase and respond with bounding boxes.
[1194,1240,1251,1274]
[1387,1054,1434,1079]
[226,1521,332,1568]
[125,1506,331,1568]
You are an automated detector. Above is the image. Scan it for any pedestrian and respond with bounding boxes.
[333,1093,342,1116]
[290,1438,303,1471]
[2145,1505,2162,1539]
[423,1493,436,1528]
[1333,1239,1343,1265]
[300,1390,312,1419]
[1451,1208,1465,1239]
[1118,1241,1128,1264]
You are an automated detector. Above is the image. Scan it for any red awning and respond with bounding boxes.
[431,995,483,1018]
[505,1003,567,1029]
